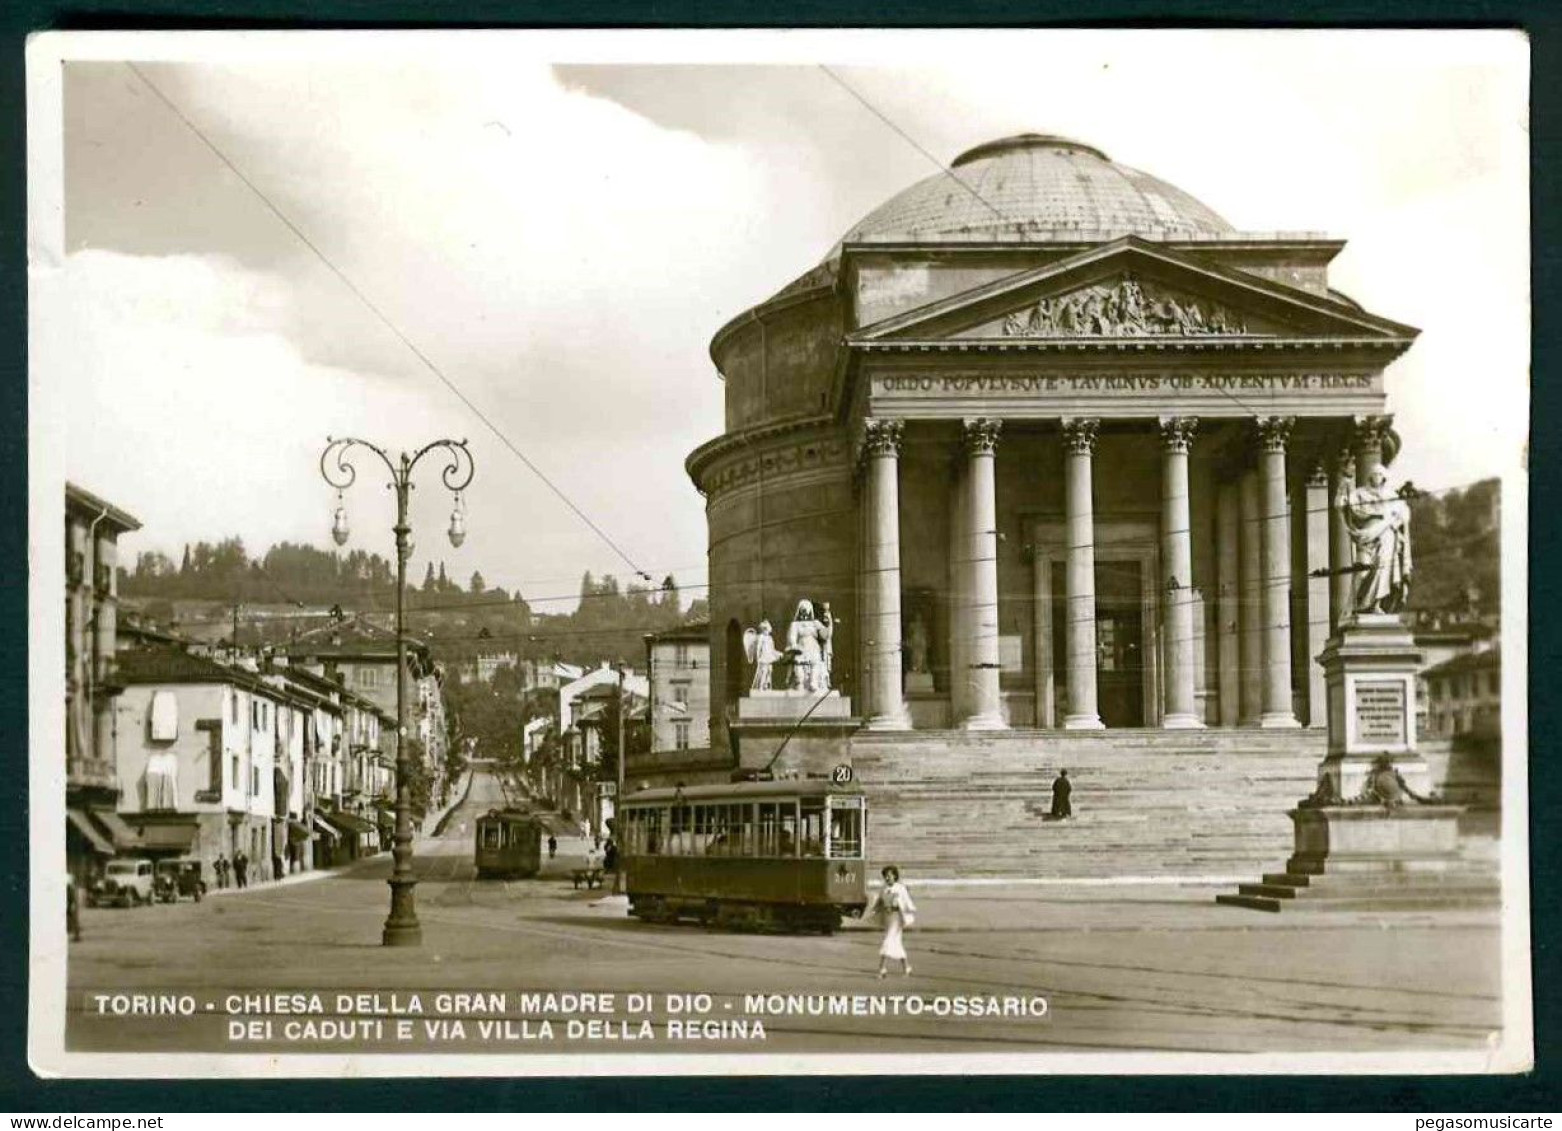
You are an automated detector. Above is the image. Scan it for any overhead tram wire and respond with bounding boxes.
[125,62,653,586]
[151,472,1488,629]
[818,66,1012,229]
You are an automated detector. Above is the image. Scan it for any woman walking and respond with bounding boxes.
[874,865,917,979]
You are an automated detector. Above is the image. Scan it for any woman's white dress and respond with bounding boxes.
[878,881,916,960]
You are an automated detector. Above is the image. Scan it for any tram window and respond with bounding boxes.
[800,803,827,857]
[668,804,693,856]
[758,800,798,858]
[480,825,501,849]
[829,807,863,858]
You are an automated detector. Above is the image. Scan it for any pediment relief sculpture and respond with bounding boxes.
[998,272,1251,339]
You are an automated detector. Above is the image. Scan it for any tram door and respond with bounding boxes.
[1095,561,1144,728]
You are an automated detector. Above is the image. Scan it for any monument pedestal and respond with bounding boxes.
[730,691,858,780]
[1316,612,1429,798]
[1217,614,1497,913]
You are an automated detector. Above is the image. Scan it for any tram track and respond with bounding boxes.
[232,881,1494,1045]
[252,771,1492,1046]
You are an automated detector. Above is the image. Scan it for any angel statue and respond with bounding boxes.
[1336,465,1413,614]
[743,620,781,691]
[787,599,835,694]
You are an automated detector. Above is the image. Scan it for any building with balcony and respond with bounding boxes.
[65,484,141,885]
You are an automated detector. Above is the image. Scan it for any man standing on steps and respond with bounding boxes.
[1049,769,1073,820]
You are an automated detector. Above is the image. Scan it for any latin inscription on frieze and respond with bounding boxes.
[874,373,1376,396]
[1354,680,1407,745]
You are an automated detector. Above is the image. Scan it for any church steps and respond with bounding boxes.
[844,728,1327,878]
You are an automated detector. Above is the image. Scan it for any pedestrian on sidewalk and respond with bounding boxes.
[547,835,557,860]
[214,856,229,890]
[1049,769,1073,820]
[234,851,248,889]
[873,865,916,979]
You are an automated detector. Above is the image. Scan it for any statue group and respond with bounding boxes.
[744,599,834,694]
[1337,465,1414,615]
[1002,272,1246,339]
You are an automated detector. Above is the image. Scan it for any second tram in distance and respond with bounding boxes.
[618,778,868,932]
[474,807,544,879]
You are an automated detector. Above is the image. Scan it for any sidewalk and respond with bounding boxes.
[207,864,348,897]
[424,768,474,836]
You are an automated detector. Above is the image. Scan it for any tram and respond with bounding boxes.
[618,778,869,932]
[473,808,544,879]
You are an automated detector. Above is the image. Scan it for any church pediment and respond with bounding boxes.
[983,272,1261,339]
[849,237,1418,347]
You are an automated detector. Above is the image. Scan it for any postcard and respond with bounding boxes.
[28,28,1531,1077]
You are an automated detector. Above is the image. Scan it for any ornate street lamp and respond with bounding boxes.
[320,435,474,947]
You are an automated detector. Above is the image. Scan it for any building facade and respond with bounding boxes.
[65,484,142,885]
[645,624,711,755]
[687,134,1418,753]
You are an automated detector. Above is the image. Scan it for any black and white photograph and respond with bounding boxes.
[27,29,1531,1076]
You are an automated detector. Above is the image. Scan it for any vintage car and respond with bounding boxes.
[90,858,155,908]
[153,858,207,903]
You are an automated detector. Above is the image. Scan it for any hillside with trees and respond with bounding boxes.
[120,540,707,670]
[1405,477,1501,618]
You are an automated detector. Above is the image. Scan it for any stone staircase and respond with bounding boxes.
[848,729,1325,879]
[1214,864,1501,912]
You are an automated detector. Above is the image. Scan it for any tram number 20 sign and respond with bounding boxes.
[831,764,854,785]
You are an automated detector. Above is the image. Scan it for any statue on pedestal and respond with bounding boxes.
[786,599,834,694]
[1336,466,1414,614]
[743,620,780,691]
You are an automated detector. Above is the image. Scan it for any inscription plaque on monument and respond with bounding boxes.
[1354,680,1407,745]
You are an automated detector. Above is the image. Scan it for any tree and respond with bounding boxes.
[437,562,450,593]
[423,562,437,592]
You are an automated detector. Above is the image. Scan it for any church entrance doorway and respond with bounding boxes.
[1095,560,1145,728]
[1031,518,1160,729]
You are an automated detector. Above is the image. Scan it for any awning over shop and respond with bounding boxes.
[287,819,312,843]
[66,808,115,855]
[132,821,198,853]
[91,809,142,851]
[311,814,340,841]
[322,811,376,836]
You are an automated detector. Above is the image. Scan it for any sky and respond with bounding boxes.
[33,31,1529,613]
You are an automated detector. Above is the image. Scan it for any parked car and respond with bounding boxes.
[91,858,154,908]
[153,858,206,903]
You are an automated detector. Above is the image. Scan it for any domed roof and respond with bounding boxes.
[842,133,1233,243]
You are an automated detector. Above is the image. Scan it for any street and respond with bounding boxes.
[66,768,1505,1057]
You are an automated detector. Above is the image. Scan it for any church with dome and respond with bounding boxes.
[677,134,1420,877]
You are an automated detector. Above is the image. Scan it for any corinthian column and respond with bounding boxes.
[1304,461,1331,726]
[1061,417,1104,730]
[1353,414,1394,481]
[1159,417,1203,729]
[1238,469,1262,724]
[861,419,908,729]
[959,418,1006,730]
[1256,416,1301,728]
[1328,448,1356,631]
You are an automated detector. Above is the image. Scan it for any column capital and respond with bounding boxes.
[961,417,1003,457]
[1305,460,1330,489]
[1352,413,1394,446]
[860,418,904,459]
[1253,415,1295,454]
[1158,416,1200,453]
[1060,417,1100,456]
